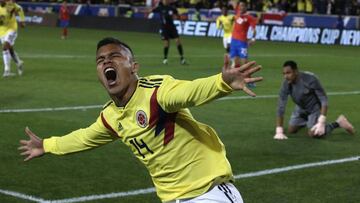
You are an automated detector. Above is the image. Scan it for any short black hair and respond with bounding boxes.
[96,37,134,57]
[283,60,298,70]
[239,0,247,5]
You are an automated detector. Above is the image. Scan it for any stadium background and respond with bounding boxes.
[0,1,359,202]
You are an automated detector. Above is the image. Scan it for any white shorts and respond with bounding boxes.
[167,182,243,203]
[1,31,18,46]
[223,36,232,49]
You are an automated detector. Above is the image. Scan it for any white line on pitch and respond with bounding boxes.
[0,105,102,113]
[1,91,359,113]
[49,188,156,203]
[0,189,46,202]
[234,156,360,179]
[45,156,360,203]
[1,156,358,203]
[218,90,360,101]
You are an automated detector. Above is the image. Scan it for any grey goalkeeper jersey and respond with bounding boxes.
[277,72,328,116]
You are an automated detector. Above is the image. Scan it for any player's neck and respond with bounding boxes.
[291,75,300,84]
[111,79,138,107]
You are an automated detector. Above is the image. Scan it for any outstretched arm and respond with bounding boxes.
[19,115,117,161]
[15,3,26,28]
[157,54,263,113]
[18,127,44,161]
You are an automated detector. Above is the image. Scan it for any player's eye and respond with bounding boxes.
[96,57,104,65]
[110,53,124,59]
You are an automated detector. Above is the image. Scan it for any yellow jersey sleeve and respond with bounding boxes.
[14,3,25,22]
[43,115,118,155]
[216,16,221,29]
[157,73,233,113]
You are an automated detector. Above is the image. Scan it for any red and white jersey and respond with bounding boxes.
[59,5,70,21]
[231,13,256,41]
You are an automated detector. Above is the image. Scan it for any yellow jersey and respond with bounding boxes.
[216,14,234,38]
[43,73,235,202]
[0,2,25,37]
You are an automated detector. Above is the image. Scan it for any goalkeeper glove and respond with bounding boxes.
[274,126,288,140]
[311,115,326,136]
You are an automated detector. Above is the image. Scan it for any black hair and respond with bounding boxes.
[283,60,298,70]
[96,37,134,57]
[239,0,247,5]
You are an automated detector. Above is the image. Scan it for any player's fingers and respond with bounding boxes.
[238,61,256,72]
[19,140,29,145]
[25,126,35,136]
[25,127,39,141]
[244,76,263,83]
[314,129,319,135]
[310,126,316,132]
[274,136,285,140]
[21,151,30,156]
[24,155,33,162]
[223,54,230,70]
[18,146,28,151]
[245,65,262,75]
[242,86,256,97]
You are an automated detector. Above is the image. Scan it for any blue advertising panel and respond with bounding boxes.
[173,20,360,46]
[19,2,117,17]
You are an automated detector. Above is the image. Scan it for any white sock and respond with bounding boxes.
[3,50,11,73]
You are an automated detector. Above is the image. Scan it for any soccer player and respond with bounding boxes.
[216,6,234,53]
[0,0,25,77]
[230,1,257,67]
[152,0,186,65]
[274,60,355,140]
[19,37,263,202]
[59,0,70,40]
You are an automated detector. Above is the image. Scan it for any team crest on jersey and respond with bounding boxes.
[136,110,148,128]
[236,17,247,24]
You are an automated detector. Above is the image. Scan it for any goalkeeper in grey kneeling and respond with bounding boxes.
[274,60,355,140]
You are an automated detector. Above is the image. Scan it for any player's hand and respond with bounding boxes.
[20,22,25,28]
[221,54,263,97]
[310,115,326,136]
[274,127,288,140]
[248,38,256,46]
[18,127,45,161]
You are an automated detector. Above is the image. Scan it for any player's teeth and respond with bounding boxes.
[105,68,115,73]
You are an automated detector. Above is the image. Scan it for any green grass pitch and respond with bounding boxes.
[0,25,359,202]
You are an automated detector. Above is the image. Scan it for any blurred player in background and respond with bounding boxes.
[59,0,69,40]
[152,0,187,65]
[19,37,263,203]
[0,0,25,77]
[216,6,234,53]
[274,60,355,140]
[230,0,256,67]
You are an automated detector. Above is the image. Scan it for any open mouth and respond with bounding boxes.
[104,67,117,85]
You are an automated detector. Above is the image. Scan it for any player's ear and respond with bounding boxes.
[131,61,139,74]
